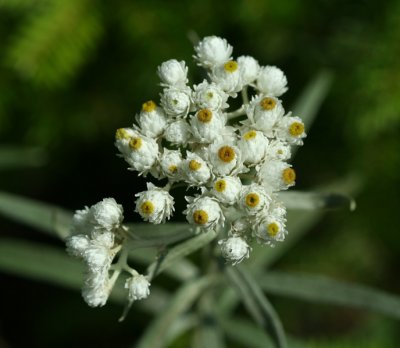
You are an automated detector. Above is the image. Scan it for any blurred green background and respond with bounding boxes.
[0,0,399,347]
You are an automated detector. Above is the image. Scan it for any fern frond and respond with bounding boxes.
[6,0,103,87]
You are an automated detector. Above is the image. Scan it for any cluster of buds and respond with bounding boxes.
[66,198,150,307]
[66,35,306,308]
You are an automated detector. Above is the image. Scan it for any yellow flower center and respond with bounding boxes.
[260,97,276,111]
[189,160,202,171]
[289,121,305,136]
[197,109,213,123]
[168,165,178,173]
[142,100,157,113]
[224,60,238,73]
[193,210,209,225]
[115,128,130,140]
[282,167,296,184]
[214,179,226,192]
[243,130,257,140]
[245,193,260,208]
[277,149,283,155]
[267,222,279,237]
[140,201,154,215]
[218,146,236,163]
[207,92,214,99]
[129,137,142,150]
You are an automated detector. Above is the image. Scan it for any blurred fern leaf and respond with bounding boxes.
[6,0,103,87]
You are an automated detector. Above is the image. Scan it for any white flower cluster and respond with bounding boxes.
[115,36,306,266]
[66,198,150,307]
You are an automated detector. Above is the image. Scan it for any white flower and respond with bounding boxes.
[90,198,124,231]
[246,95,285,136]
[192,80,229,110]
[253,215,287,246]
[239,184,271,216]
[83,231,115,272]
[136,100,167,138]
[194,36,233,69]
[190,108,226,143]
[276,115,306,145]
[219,236,251,265]
[256,65,288,97]
[257,160,296,192]
[185,195,224,229]
[71,206,91,235]
[66,234,90,258]
[159,148,183,179]
[158,59,188,87]
[211,60,243,96]
[211,176,242,205]
[238,129,269,165]
[115,128,159,174]
[182,151,211,186]
[125,274,151,301]
[266,140,292,161]
[238,55,260,86]
[135,183,174,224]
[160,86,192,117]
[208,140,245,177]
[164,119,192,145]
[82,269,110,307]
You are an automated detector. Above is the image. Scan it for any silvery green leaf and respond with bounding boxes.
[260,271,400,319]
[278,191,356,211]
[135,275,219,348]
[0,191,72,239]
[221,317,306,348]
[0,238,170,312]
[125,223,194,248]
[292,71,333,130]
[225,265,287,348]
[146,229,217,280]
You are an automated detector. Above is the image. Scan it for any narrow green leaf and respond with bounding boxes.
[129,248,199,282]
[225,266,287,348]
[0,146,46,169]
[278,191,356,211]
[126,223,194,248]
[146,229,217,280]
[221,317,306,348]
[0,191,72,239]
[0,238,171,313]
[135,275,219,348]
[292,71,333,130]
[192,292,226,348]
[260,271,400,319]
[0,238,83,288]
[165,314,199,345]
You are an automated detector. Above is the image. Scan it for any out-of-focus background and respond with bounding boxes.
[0,0,399,347]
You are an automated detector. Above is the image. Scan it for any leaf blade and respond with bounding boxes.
[260,271,400,319]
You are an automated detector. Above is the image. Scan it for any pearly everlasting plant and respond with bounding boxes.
[65,35,307,312]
